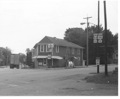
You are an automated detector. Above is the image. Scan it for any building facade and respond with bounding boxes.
[32,36,84,68]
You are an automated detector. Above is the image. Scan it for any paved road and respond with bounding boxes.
[0,65,118,96]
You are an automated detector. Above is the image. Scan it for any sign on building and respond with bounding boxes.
[47,55,52,59]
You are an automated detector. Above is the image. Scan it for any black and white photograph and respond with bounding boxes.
[0,0,118,97]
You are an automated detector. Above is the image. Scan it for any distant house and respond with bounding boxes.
[32,36,84,68]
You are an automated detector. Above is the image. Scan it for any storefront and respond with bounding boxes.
[32,55,63,68]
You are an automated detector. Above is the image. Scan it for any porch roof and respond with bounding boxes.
[32,55,63,60]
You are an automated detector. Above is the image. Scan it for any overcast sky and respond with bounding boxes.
[0,0,118,54]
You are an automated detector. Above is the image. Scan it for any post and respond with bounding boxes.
[51,45,53,67]
[97,0,100,73]
[84,17,92,66]
[86,18,89,67]
[104,0,108,76]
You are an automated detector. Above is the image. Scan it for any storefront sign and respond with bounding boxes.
[96,57,100,65]
[47,55,52,59]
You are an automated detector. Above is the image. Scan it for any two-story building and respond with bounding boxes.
[32,36,84,68]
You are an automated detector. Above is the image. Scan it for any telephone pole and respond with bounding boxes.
[97,0,100,73]
[104,0,108,76]
[83,16,92,66]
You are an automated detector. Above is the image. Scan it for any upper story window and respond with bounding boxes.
[56,45,59,53]
[40,45,44,52]
[72,48,74,54]
[46,44,53,52]
[38,44,54,53]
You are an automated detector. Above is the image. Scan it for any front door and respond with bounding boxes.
[43,58,47,66]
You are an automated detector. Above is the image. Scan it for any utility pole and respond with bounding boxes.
[83,16,92,66]
[97,0,100,73]
[104,0,108,76]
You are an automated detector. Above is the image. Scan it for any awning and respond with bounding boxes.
[32,55,63,60]
[52,56,63,59]
[32,56,47,59]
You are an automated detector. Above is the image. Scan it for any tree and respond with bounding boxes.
[0,48,4,66]
[86,26,115,64]
[111,33,118,49]
[64,28,87,61]
[64,26,117,64]
[86,25,104,64]
[0,47,11,66]
[26,48,33,68]
[64,28,86,47]
[19,53,26,64]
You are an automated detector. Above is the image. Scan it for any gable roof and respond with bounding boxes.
[37,36,83,49]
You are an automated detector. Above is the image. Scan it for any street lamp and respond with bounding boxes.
[80,16,92,66]
[80,22,86,25]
